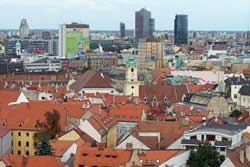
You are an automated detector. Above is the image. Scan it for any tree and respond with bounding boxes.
[187,141,222,167]
[229,109,242,118]
[35,136,54,156]
[44,109,61,139]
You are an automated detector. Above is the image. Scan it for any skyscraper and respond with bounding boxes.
[174,15,188,45]
[120,22,125,38]
[135,8,155,39]
[19,19,29,39]
[58,23,89,57]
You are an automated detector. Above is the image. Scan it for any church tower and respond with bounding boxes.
[124,55,139,96]
[16,41,21,56]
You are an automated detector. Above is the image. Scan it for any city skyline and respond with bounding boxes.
[0,0,249,31]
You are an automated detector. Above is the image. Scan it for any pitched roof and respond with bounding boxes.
[70,70,113,92]
[0,156,65,167]
[74,146,133,167]
[109,103,144,123]
[138,150,185,166]
[239,85,250,96]
[139,85,188,104]
[51,140,75,157]
[128,121,199,149]
[0,101,67,131]
[226,141,250,167]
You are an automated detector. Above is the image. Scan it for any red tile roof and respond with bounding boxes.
[226,141,250,167]
[131,121,200,149]
[138,150,185,166]
[0,155,66,167]
[70,70,113,92]
[51,140,74,157]
[0,101,67,131]
[74,146,133,167]
[109,103,144,123]
[139,85,188,104]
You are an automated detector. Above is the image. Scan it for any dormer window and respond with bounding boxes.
[153,96,157,102]
[143,96,148,104]
[18,121,24,127]
[2,121,7,127]
[164,96,168,103]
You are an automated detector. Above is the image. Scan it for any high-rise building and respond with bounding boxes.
[174,15,188,45]
[120,22,125,38]
[59,23,89,58]
[19,19,29,39]
[135,8,155,39]
[138,39,164,70]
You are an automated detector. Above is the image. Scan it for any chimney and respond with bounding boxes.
[126,143,133,151]
[240,150,245,164]
[97,143,105,150]
[246,145,250,161]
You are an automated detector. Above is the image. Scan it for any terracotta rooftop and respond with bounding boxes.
[226,141,250,167]
[51,140,75,157]
[74,146,133,167]
[0,101,67,131]
[0,155,66,167]
[138,150,185,166]
[70,70,113,92]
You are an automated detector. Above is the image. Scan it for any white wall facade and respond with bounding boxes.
[163,150,190,167]
[61,143,77,162]
[116,135,150,150]
[79,120,101,143]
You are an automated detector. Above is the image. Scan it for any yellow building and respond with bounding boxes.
[138,40,164,70]
[12,130,43,156]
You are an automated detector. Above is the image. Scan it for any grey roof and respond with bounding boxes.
[225,76,250,85]
[185,123,248,136]
[239,85,250,96]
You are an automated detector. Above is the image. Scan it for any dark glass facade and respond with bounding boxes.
[174,15,188,45]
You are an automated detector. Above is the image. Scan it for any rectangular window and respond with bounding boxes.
[26,141,29,147]
[18,141,21,146]
[26,132,29,137]
[18,132,21,136]
[18,150,21,155]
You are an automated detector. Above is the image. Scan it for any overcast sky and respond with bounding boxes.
[0,0,249,31]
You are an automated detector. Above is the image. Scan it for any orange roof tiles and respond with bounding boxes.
[109,103,144,123]
[0,101,67,131]
[138,150,185,166]
[132,121,200,149]
[74,146,133,167]
[0,155,66,167]
[51,140,74,157]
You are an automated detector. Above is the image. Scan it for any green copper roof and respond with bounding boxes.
[16,41,21,48]
[127,55,136,67]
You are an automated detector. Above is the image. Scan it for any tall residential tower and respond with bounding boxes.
[135,8,155,39]
[174,15,188,45]
[120,22,125,38]
[19,19,29,39]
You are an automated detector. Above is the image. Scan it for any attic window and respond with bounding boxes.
[96,154,101,157]
[153,96,157,102]
[164,96,168,103]
[143,97,147,104]
[82,153,88,156]
[105,155,111,158]
[2,121,6,127]
[112,155,117,158]
[18,121,23,127]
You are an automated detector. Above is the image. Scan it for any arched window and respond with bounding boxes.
[143,96,148,104]
[131,68,134,72]
[153,96,157,102]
